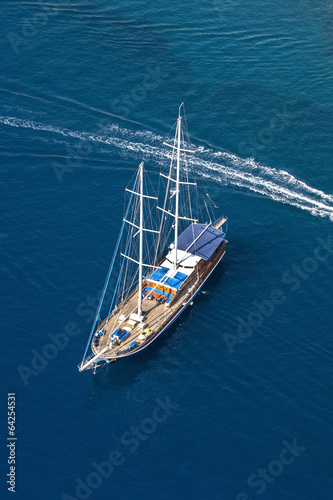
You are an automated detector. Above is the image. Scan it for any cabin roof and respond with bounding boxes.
[176,223,225,261]
[163,249,201,274]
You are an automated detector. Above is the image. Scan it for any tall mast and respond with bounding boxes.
[138,161,144,317]
[174,106,182,270]
[120,161,159,319]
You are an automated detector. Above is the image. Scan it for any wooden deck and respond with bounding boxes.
[92,277,193,359]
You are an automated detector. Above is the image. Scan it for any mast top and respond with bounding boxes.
[178,102,184,119]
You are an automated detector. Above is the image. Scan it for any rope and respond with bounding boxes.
[80,170,139,364]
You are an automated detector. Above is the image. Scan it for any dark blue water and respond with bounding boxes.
[1,1,333,499]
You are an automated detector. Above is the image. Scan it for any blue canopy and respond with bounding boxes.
[176,223,225,261]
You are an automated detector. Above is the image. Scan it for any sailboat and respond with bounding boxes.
[78,104,228,372]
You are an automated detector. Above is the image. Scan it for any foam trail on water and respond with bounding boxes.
[1,115,333,221]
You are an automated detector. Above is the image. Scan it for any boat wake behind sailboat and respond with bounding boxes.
[78,104,228,373]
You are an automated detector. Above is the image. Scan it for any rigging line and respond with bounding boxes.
[154,136,176,263]
[119,190,140,303]
[206,193,219,208]
[123,204,141,301]
[203,199,212,224]
[81,170,139,364]
[106,223,132,322]
[120,226,134,304]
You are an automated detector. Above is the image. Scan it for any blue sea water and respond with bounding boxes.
[1,1,333,499]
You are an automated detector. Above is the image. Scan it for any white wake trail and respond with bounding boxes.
[1,115,333,221]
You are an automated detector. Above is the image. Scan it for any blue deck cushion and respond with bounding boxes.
[148,266,168,282]
[164,271,187,290]
[119,331,129,341]
[129,341,138,349]
[111,328,122,339]
[176,223,225,261]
